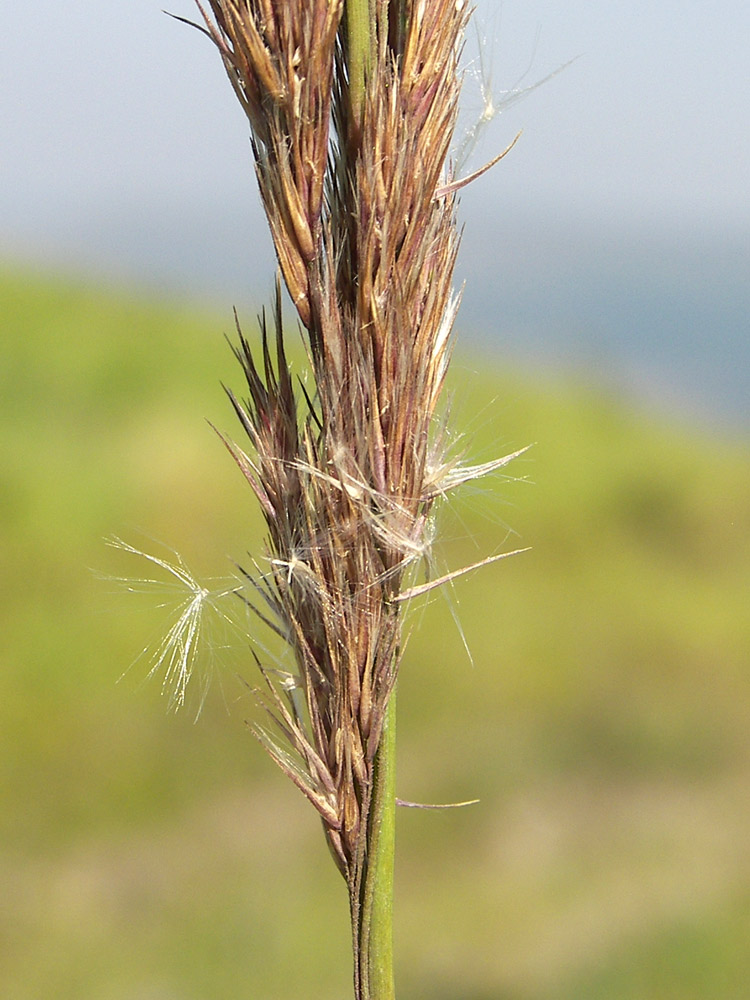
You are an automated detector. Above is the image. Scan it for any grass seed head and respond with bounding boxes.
[176,2,522,911]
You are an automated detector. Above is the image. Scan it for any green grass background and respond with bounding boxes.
[2,263,749,999]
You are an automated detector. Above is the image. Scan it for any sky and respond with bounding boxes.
[4,1,749,249]
[2,1,749,425]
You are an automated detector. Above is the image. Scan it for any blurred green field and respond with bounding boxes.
[2,263,749,1000]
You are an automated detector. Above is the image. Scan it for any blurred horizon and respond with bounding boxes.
[4,205,748,434]
[3,264,750,999]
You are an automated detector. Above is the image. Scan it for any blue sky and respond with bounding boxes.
[2,2,749,427]
[3,1,749,248]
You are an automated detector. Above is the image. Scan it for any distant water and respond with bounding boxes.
[457,206,750,433]
[4,200,748,433]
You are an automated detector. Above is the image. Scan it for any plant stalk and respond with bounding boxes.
[345,0,374,133]
[345,6,395,996]
[356,689,397,1000]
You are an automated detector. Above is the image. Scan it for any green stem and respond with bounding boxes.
[345,0,374,128]
[344,6,395,995]
[357,689,397,999]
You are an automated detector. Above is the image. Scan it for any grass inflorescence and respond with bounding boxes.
[155,2,522,996]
